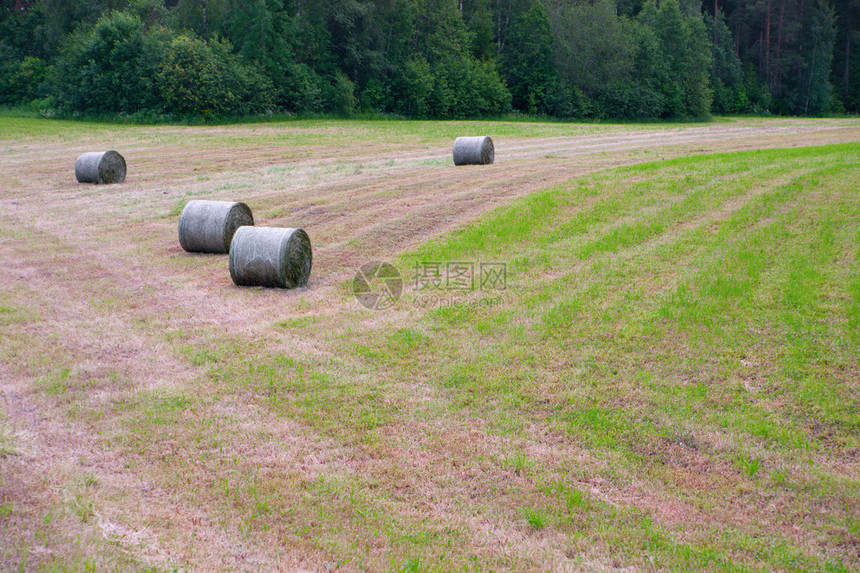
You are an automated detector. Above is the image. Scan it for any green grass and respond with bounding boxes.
[0,112,748,146]
[1,113,857,570]
[330,142,859,568]
[521,507,546,529]
[398,144,859,451]
[127,141,857,569]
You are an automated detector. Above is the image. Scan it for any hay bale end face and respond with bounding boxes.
[453,136,494,165]
[178,200,254,254]
[229,227,312,289]
[75,151,127,184]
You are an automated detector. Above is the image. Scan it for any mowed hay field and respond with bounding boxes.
[1,116,859,571]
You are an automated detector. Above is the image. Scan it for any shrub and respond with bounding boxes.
[51,12,161,114]
[52,12,271,118]
[156,34,225,116]
[0,43,48,105]
[325,71,356,115]
[269,62,324,113]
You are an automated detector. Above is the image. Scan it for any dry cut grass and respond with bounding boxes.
[0,115,858,570]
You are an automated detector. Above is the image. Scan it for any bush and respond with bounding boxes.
[392,57,434,117]
[269,62,324,113]
[156,34,224,116]
[209,38,273,116]
[156,35,272,117]
[358,78,388,113]
[51,12,272,118]
[415,56,511,119]
[0,43,48,105]
[51,12,161,114]
[325,72,356,115]
[463,59,512,116]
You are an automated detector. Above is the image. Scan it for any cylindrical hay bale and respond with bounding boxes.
[229,227,312,289]
[178,200,254,254]
[453,136,494,166]
[75,151,127,184]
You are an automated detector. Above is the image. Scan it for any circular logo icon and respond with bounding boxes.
[353,261,402,310]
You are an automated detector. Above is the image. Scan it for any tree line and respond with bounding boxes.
[1,0,856,120]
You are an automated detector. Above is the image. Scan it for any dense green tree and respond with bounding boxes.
[726,0,841,115]
[831,0,860,112]
[626,19,672,117]
[461,0,495,59]
[0,1,48,60]
[843,34,860,112]
[125,0,168,26]
[223,0,324,111]
[396,0,509,117]
[156,33,225,114]
[163,0,229,38]
[639,0,712,118]
[707,12,746,112]
[549,0,637,118]
[1,55,47,103]
[0,0,850,119]
[226,0,277,60]
[157,34,273,115]
[391,55,434,115]
[36,0,124,59]
[1,42,48,104]
[617,0,646,17]
[491,0,531,56]
[790,0,836,114]
[50,11,271,116]
[502,0,556,113]
[50,12,162,113]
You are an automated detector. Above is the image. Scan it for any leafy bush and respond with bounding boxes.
[156,34,224,116]
[51,12,271,118]
[392,57,434,118]
[325,72,356,115]
[51,12,161,114]
[157,35,272,117]
[269,62,325,113]
[0,43,48,105]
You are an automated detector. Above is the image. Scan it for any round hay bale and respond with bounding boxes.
[229,227,312,289]
[75,151,127,184]
[178,200,254,254]
[453,136,494,166]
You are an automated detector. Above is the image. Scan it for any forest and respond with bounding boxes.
[1,0,857,120]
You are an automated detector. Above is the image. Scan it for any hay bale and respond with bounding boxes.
[178,200,254,254]
[229,227,312,289]
[75,151,127,184]
[453,136,494,165]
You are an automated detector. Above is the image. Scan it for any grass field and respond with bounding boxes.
[1,116,859,570]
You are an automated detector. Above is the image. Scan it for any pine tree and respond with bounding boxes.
[502,0,556,113]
